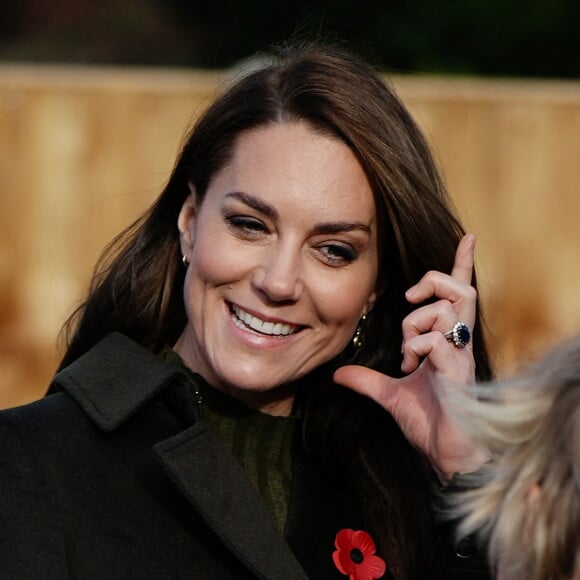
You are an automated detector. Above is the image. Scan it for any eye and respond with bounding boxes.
[225,214,269,238]
[317,243,357,266]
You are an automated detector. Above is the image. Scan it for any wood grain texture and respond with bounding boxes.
[1,65,578,408]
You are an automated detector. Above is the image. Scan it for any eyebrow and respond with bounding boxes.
[225,191,371,235]
[312,221,371,235]
[225,192,278,219]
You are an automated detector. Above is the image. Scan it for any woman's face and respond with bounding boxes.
[175,121,379,415]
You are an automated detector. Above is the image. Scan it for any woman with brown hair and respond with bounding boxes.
[0,42,492,579]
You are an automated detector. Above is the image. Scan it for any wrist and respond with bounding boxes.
[433,446,491,485]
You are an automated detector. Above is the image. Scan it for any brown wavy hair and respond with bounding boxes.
[59,42,492,579]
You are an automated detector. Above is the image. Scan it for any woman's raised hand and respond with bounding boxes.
[334,234,488,482]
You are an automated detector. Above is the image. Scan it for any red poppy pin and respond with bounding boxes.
[332,528,387,580]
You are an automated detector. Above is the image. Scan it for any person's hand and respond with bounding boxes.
[334,234,488,482]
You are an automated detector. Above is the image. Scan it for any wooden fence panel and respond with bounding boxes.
[1,65,579,408]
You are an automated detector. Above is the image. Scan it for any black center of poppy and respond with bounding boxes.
[350,548,364,564]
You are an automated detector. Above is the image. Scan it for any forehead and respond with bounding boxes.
[211,121,376,223]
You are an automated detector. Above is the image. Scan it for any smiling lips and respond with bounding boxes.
[230,304,300,338]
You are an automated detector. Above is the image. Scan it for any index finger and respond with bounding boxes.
[451,234,476,285]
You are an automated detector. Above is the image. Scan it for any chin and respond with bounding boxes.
[221,369,295,393]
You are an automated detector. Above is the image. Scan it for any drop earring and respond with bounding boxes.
[352,315,366,349]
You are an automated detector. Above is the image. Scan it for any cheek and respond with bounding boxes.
[190,226,241,287]
[313,274,374,328]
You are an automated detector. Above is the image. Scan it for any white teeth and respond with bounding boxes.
[231,305,297,337]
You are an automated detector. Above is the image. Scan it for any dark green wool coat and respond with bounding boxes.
[0,333,490,579]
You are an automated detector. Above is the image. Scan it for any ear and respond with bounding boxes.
[362,291,377,317]
[178,182,198,258]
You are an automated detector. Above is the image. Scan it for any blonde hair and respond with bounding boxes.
[444,338,580,579]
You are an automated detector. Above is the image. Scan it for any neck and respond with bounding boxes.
[219,381,297,416]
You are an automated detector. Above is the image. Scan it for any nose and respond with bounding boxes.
[251,246,303,303]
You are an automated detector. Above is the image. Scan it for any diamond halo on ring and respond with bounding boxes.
[443,321,471,349]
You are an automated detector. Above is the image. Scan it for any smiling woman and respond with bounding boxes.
[0,42,492,579]
[174,122,378,414]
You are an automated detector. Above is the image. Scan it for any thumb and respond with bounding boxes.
[333,365,398,410]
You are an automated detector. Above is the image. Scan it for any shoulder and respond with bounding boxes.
[0,391,84,474]
[0,332,201,517]
[0,332,187,450]
[0,334,210,574]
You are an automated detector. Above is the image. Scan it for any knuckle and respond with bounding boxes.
[436,299,454,314]
[401,317,417,336]
[464,286,477,302]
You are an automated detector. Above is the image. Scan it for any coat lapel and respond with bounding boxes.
[54,332,309,579]
[154,422,309,580]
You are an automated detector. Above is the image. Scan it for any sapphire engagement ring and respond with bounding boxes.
[443,321,471,349]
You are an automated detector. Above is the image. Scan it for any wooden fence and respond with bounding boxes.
[1,64,579,408]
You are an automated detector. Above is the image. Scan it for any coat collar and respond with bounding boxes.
[52,332,308,579]
[51,332,182,431]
